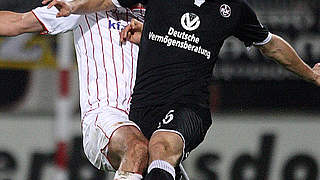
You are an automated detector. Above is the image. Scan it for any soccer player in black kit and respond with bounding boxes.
[44,0,320,179]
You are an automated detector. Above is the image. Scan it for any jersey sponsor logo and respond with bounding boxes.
[220,4,231,18]
[181,13,201,31]
[108,20,126,31]
[148,27,212,59]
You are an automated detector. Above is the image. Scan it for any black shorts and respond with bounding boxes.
[129,103,212,160]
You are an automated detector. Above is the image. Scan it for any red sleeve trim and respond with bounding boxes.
[31,10,49,35]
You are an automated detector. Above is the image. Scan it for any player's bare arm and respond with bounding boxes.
[258,34,320,86]
[120,18,143,45]
[42,0,116,17]
[0,11,43,36]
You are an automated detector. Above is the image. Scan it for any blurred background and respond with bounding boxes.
[0,0,319,180]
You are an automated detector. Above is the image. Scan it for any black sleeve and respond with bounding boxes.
[117,0,147,8]
[233,0,270,47]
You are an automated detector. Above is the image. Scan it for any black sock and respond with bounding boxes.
[144,168,174,180]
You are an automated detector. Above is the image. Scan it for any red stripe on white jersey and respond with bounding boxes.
[85,15,101,105]
[110,106,129,115]
[95,13,110,105]
[127,44,134,107]
[114,11,125,74]
[79,25,92,107]
[106,12,119,108]
[80,106,99,130]
[121,45,125,74]
[94,114,110,139]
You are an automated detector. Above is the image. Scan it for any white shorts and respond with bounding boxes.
[81,106,140,171]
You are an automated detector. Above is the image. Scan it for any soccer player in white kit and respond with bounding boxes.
[0,4,148,180]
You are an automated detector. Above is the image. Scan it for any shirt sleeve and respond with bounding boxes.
[32,6,81,35]
[233,0,271,47]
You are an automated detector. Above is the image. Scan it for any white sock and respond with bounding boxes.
[114,170,143,180]
[148,160,176,179]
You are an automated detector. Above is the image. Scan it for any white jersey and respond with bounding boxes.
[32,6,145,119]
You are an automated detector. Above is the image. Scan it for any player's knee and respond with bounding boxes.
[149,141,169,156]
[107,126,148,168]
[149,141,181,166]
[150,132,184,154]
[122,134,149,172]
[128,137,148,156]
[150,140,180,155]
[125,128,148,156]
[148,136,183,166]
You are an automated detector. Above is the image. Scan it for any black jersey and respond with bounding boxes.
[118,0,270,108]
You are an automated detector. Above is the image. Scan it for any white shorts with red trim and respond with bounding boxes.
[82,106,140,171]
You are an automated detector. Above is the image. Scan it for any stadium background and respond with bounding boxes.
[0,0,319,179]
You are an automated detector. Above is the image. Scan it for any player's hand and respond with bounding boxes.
[312,63,320,86]
[120,19,143,45]
[42,0,73,17]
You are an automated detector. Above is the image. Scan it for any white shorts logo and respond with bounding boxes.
[158,110,175,128]
[220,4,231,18]
[181,13,201,31]
[162,110,175,124]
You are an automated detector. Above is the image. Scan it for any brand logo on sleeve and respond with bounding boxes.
[220,4,231,18]
[181,13,201,31]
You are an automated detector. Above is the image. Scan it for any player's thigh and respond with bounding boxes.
[82,107,141,171]
[155,104,212,161]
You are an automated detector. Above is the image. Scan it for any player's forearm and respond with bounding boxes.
[0,11,24,36]
[259,34,318,84]
[68,0,116,14]
[0,11,44,36]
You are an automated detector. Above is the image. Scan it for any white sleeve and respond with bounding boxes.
[253,32,273,46]
[32,6,81,35]
[112,0,122,8]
